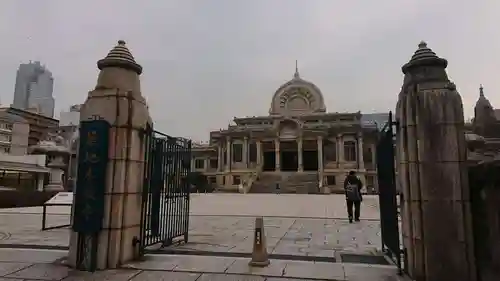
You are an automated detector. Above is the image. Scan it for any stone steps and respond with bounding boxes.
[250,172,320,194]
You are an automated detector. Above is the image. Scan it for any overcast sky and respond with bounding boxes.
[0,0,498,141]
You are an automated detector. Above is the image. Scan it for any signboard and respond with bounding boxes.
[72,120,110,234]
[45,192,73,205]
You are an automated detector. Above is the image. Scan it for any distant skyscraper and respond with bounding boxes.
[12,61,55,118]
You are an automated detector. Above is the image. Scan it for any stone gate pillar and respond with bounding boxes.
[396,41,476,281]
[68,40,152,270]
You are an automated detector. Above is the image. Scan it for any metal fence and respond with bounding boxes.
[376,111,402,274]
[139,125,191,255]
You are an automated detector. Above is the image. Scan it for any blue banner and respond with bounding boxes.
[72,120,110,234]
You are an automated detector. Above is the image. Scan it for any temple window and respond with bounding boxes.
[232,143,243,162]
[195,159,204,169]
[209,159,218,169]
[344,141,357,161]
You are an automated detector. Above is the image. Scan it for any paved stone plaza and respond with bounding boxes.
[0,194,382,255]
[0,194,403,280]
[0,248,407,281]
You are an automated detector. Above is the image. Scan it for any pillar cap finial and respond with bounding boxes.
[294,60,300,78]
[402,40,447,73]
[97,40,143,74]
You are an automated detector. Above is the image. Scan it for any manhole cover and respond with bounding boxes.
[340,253,390,265]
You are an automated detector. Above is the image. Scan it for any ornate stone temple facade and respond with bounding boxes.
[192,64,383,193]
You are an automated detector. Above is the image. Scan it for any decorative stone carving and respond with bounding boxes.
[279,87,315,111]
[269,64,326,115]
[29,131,71,191]
[278,119,299,139]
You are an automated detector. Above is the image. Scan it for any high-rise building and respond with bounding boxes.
[12,61,55,118]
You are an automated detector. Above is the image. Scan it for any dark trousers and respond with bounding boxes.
[346,200,361,220]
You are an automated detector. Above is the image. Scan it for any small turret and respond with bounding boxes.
[402,41,448,75]
[97,40,142,74]
[473,84,496,136]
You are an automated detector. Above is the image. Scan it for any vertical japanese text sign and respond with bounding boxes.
[72,120,110,234]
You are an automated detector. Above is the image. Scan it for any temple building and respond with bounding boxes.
[192,64,385,193]
[466,85,500,160]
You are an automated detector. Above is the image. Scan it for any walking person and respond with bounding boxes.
[343,171,363,223]
[275,182,281,194]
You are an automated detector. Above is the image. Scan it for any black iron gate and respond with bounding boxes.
[376,111,402,274]
[138,126,191,255]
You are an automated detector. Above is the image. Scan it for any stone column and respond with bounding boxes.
[45,167,64,191]
[68,40,152,270]
[243,136,248,168]
[217,144,223,171]
[37,174,45,191]
[357,132,364,170]
[256,140,262,167]
[297,137,303,172]
[226,137,231,171]
[396,42,476,281]
[337,134,344,169]
[317,136,327,193]
[317,136,323,172]
[274,138,280,171]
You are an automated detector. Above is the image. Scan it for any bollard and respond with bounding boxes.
[249,216,270,267]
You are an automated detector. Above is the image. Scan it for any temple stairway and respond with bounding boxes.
[248,172,281,193]
[281,172,320,194]
[249,172,320,194]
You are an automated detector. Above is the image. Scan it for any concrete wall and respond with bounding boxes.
[10,122,30,155]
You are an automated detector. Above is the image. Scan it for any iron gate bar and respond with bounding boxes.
[376,111,402,274]
[139,126,191,256]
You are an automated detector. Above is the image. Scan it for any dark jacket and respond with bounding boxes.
[343,175,363,201]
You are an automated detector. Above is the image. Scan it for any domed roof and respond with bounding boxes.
[269,61,326,115]
[97,40,142,74]
[402,41,447,73]
[475,84,493,110]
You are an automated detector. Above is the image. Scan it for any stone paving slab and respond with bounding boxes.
[189,194,381,219]
[0,249,408,281]
[0,214,381,257]
[172,216,381,256]
[0,194,381,219]
[0,195,382,258]
[0,249,67,264]
[123,254,405,281]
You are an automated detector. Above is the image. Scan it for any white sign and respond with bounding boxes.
[45,192,74,206]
